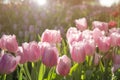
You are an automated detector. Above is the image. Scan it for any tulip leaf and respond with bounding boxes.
[38,63,46,80]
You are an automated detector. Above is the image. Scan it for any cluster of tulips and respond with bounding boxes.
[0,17,119,77]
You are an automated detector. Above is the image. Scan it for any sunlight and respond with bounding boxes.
[99,0,120,7]
[35,0,47,6]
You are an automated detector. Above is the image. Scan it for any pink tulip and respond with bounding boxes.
[110,32,120,47]
[28,41,41,62]
[66,27,78,39]
[56,55,71,76]
[70,41,85,63]
[0,53,20,74]
[97,37,111,52]
[75,18,87,31]
[92,21,108,31]
[22,41,41,62]
[110,27,120,33]
[66,27,82,45]
[0,35,18,53]
[84,39,96,56]
[16,47,28,64]
[41,29,62,43]
[92,28,105,44]
[42,45,59,67]
[82,30,93,40]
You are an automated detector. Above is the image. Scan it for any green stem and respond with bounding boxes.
[1,74,6,80]
[23,63,32,80]
[18,65,23,80]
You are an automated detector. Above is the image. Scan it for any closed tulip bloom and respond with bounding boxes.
[41,29,62,43]
[92,28,105,44]
[56,55,71,76]
[28,41,41,62]
[110,32,120,47]
[0,53,20,74]
[42,46,59,67]
[0,35,18,53]
[97,37,111,52]
[71,41,85,63]
[22,41,41,62]
[75,18,87,31]
[84,39,96,56]
[92,21,108,31]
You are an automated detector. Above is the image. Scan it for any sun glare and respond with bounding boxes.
[36,0,47,6]
[99,0,120,7]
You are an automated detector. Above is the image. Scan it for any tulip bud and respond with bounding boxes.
[42,45,59,67]
[75,18,87,31]
[0,53,20,74]
[56,55,71,76]
[41,29,62,43]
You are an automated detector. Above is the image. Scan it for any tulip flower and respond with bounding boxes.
[110,32,120,47]
[66,27,82,45]
[75,17,87,31]
[108,21,117,28]
[70,41,85,63]
[92,21,108,31]
[84,39,96,56]
[41,29,62,43]
[92,28,105,44]
[16,47,28,64]
[22,41,41,62]
[42,45,59,67]
[0,35,18,53]
[56,55,71,76]
[97,37,111,52]
[0,53,20,74]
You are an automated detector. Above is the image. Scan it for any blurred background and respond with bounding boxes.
[0,0,120,43]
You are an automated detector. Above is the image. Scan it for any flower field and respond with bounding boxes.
[0,0,120,80]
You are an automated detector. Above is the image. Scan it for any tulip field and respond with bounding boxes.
[0,0,120,80]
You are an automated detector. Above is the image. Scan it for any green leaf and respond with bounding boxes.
[37,34,41,41]
[38,63,46,80]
